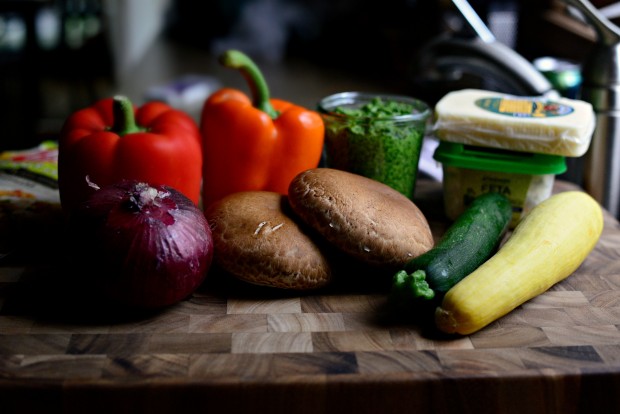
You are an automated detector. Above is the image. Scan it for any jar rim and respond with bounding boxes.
[317,91,431,122]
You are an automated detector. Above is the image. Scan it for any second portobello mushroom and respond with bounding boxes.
[287,168,434,270]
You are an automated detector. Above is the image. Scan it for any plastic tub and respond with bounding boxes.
[434,141,567,227]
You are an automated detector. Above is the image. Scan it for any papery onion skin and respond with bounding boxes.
[69,179,214,308]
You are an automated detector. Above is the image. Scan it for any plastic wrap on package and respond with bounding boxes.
[0,141,62,257]
[433,89,595,157]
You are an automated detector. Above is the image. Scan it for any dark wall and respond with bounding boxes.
[166,0,444,80]
[0,0,576,151]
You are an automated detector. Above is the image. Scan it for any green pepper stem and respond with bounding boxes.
[112,95,142,136]
[219,50,279,119]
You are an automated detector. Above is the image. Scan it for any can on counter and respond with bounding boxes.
[533,56,582,99]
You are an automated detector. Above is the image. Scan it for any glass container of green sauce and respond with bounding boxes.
[318,92,430,199]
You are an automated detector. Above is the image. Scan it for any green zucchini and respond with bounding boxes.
[390,192,512,309]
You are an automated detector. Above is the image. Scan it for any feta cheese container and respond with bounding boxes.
[434,142,566,227]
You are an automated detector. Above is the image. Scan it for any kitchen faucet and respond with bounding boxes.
[562,0,620,218]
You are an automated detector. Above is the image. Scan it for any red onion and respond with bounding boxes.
[69,179,214,308]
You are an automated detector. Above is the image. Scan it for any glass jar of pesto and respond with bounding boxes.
[318,92,430,199]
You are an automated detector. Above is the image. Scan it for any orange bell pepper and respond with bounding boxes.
[200,50,324,208]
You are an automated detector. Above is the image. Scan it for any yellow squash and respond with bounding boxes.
[435,191,604,335]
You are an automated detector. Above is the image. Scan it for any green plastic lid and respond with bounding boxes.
[433,141,567,175]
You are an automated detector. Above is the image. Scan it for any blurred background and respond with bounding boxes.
[0,0,612,151]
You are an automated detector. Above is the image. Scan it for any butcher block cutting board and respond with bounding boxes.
[1,179,620,414]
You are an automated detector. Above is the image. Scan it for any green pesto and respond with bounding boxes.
[324,97,424,199]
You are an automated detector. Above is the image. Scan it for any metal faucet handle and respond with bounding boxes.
[451,0,496,43]
[563,0,620,46]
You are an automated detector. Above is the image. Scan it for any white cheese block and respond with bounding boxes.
[433,89,595,157]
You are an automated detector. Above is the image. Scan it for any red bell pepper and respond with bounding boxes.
[58,96,202,213]
[200,50,324,208]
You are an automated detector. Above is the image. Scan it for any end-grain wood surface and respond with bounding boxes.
[1,180,619,414]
